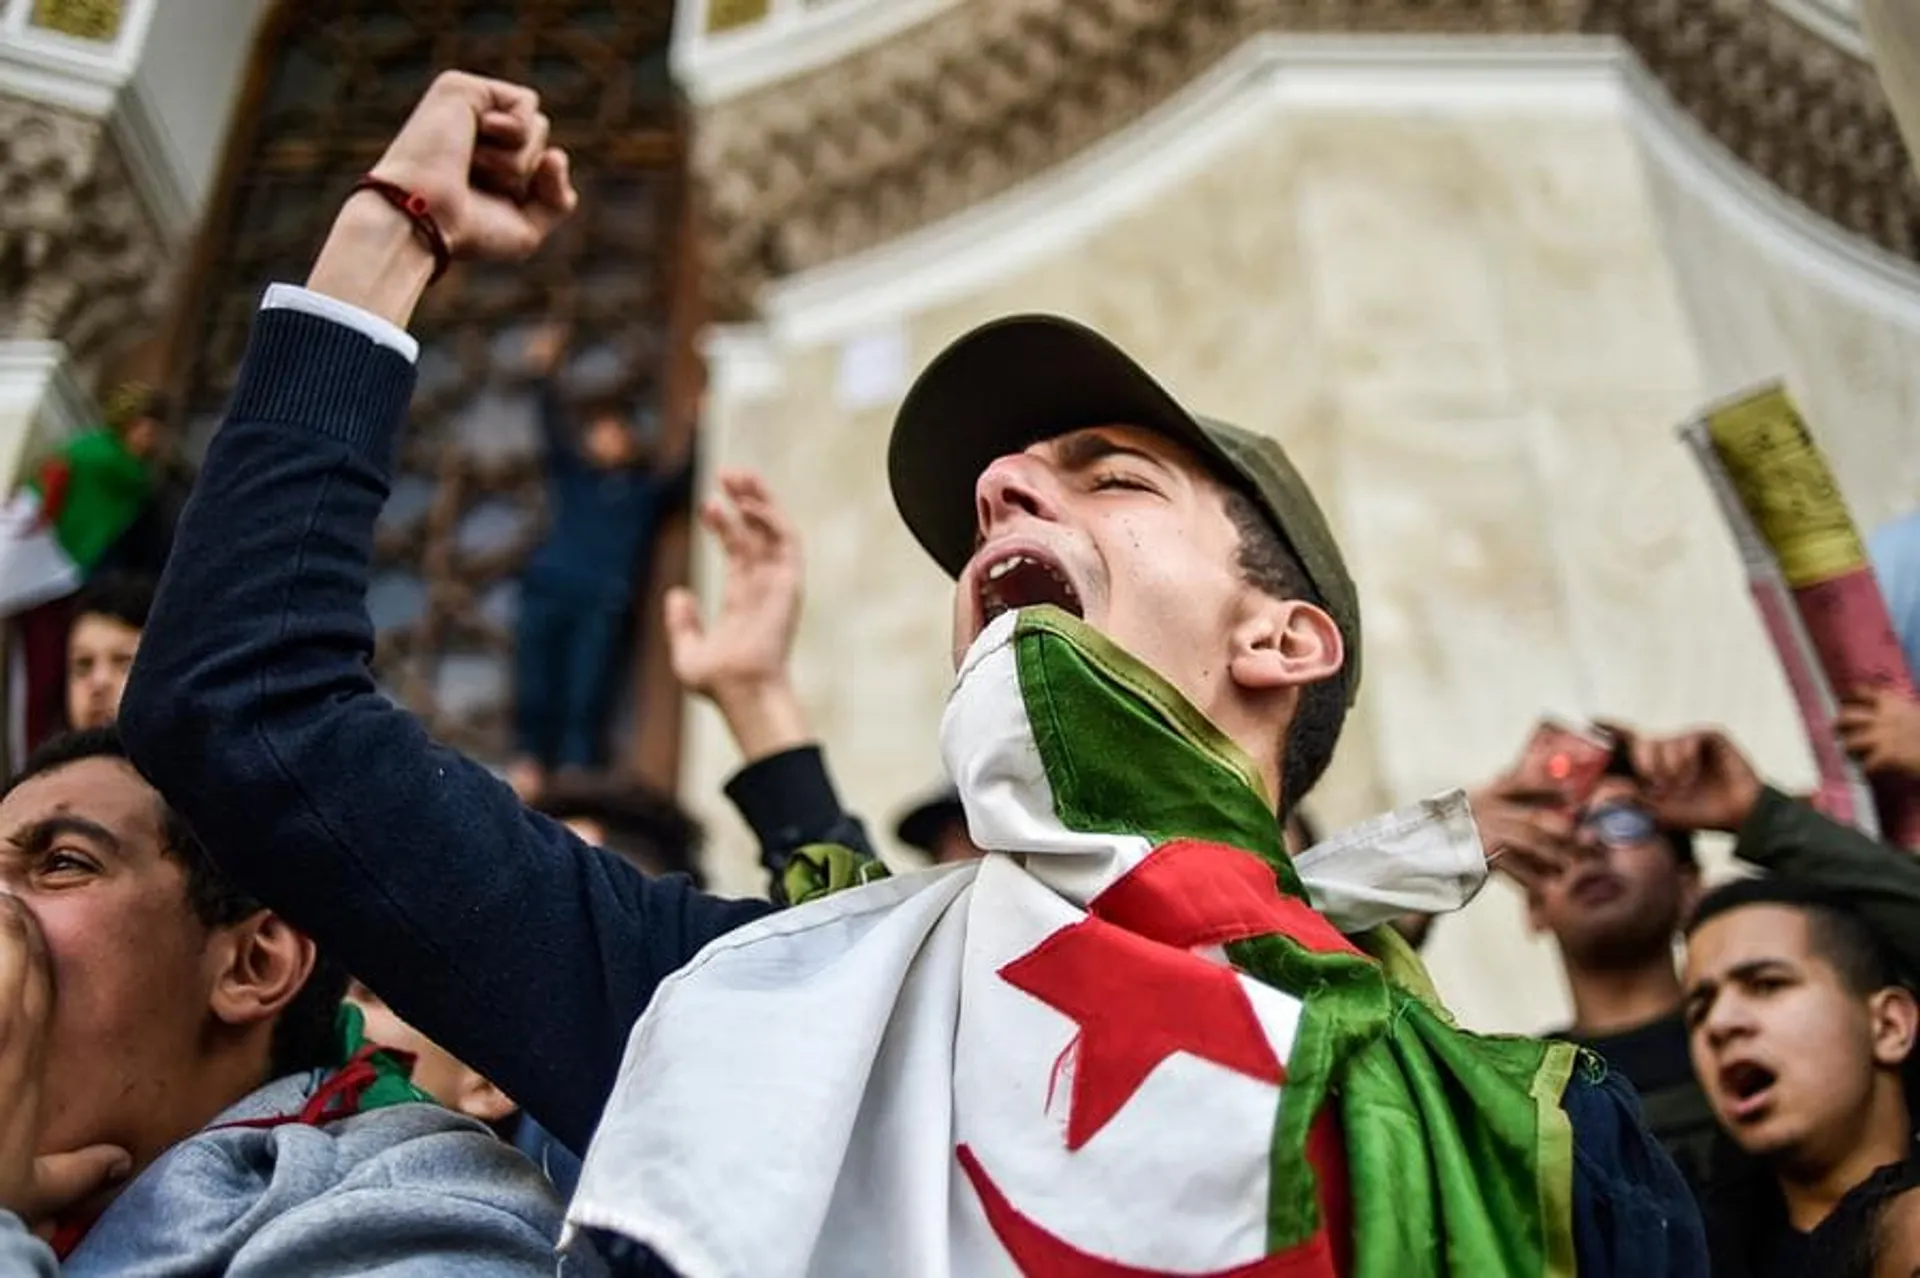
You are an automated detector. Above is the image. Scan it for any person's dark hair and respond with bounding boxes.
[535,779,706,888]
[582,396,633,430]
[1220,488,1348,816]
[71,572,155,632]
[576,391,622,420]
[9,728,346,1078]
[1601,744,1698,867]
[1285,809,1321,852]
[1685,877,1901,997]
[102,382,171,433]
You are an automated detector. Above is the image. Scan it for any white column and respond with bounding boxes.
[0,341,89,491]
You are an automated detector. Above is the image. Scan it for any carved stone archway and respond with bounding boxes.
[0,92,168,392]
[689,0,1919,317]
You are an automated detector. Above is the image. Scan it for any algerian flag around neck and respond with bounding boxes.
[567,608,1579,1277]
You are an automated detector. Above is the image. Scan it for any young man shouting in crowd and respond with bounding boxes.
[0,729,564,1274]
[1584,725,1920,1272]
[1684,879,1917,1276]
[121,73,1701,1275]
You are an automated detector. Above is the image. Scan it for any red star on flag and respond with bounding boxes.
[1089,838,1362,958]
[998,914,1284,1150]
[979,840,1358,1274]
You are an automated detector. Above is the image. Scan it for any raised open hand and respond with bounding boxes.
[665,471,803,700]
[1598,720,1763,834]
[663,471,814,762]
[1836,688,1920,779]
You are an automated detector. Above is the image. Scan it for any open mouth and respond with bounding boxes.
[1568,871,1625,908]
[1718,1060,1778,1120]
[976,550,1085,627]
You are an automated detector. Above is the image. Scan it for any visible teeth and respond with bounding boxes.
[977,550,1085,627]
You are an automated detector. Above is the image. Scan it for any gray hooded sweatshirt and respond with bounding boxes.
[0,1070,573,1275]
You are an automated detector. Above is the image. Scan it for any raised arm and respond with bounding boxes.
[118,74,771,1153]
[1622,724,1920,979]
[663,470,876,887]
[1734,786,1920,963]
[524,321,579,469]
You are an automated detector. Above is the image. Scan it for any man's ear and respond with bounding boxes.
[1871,984,1920,1069]
[1228,598,1342,694]
[207,910,316,1032]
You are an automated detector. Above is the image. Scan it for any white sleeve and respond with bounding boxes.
[261,284,420,364]
[1292,789,1489,932]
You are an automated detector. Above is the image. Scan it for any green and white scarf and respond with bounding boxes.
[567,608,1581,1277]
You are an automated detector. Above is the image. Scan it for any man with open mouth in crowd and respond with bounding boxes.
[1683,877,1917,1278]
[1590,726,1920,1277]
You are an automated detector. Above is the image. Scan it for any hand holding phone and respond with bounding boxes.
[1514,719,1614,814]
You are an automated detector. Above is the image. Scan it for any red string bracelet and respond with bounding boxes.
[350,174,452,283]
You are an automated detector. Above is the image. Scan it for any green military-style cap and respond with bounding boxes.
[887,314,1362,703]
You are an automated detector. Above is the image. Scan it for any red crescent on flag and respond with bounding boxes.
[956,1144,1337,1278]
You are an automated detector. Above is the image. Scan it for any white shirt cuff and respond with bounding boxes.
[262,284,420,364]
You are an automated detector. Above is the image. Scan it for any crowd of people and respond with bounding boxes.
[6,69,1920,1277]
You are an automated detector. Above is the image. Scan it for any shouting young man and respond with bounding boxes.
[1683,879,1918,1277]
[120,73,1700,1276]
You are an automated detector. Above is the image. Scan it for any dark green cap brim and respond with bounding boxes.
[887,314,1361,703]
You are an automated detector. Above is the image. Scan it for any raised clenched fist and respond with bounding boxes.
[308,72,582,329]
[367,71,577,263]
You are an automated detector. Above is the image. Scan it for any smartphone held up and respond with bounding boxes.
[1515,720,1616,814]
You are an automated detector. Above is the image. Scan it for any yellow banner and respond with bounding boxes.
[1703,384,1865,587]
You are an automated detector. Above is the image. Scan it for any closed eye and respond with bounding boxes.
[1090,473,1156,494]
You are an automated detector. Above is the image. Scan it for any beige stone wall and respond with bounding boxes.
[1644,158,1920,540]
[685,94,1883,1033]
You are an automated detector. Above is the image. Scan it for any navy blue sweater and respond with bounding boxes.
[119,307,775,1158]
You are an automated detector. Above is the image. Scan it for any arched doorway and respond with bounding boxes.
[164,0,698,786]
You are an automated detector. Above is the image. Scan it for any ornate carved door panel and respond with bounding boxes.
[167,0,692,774]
